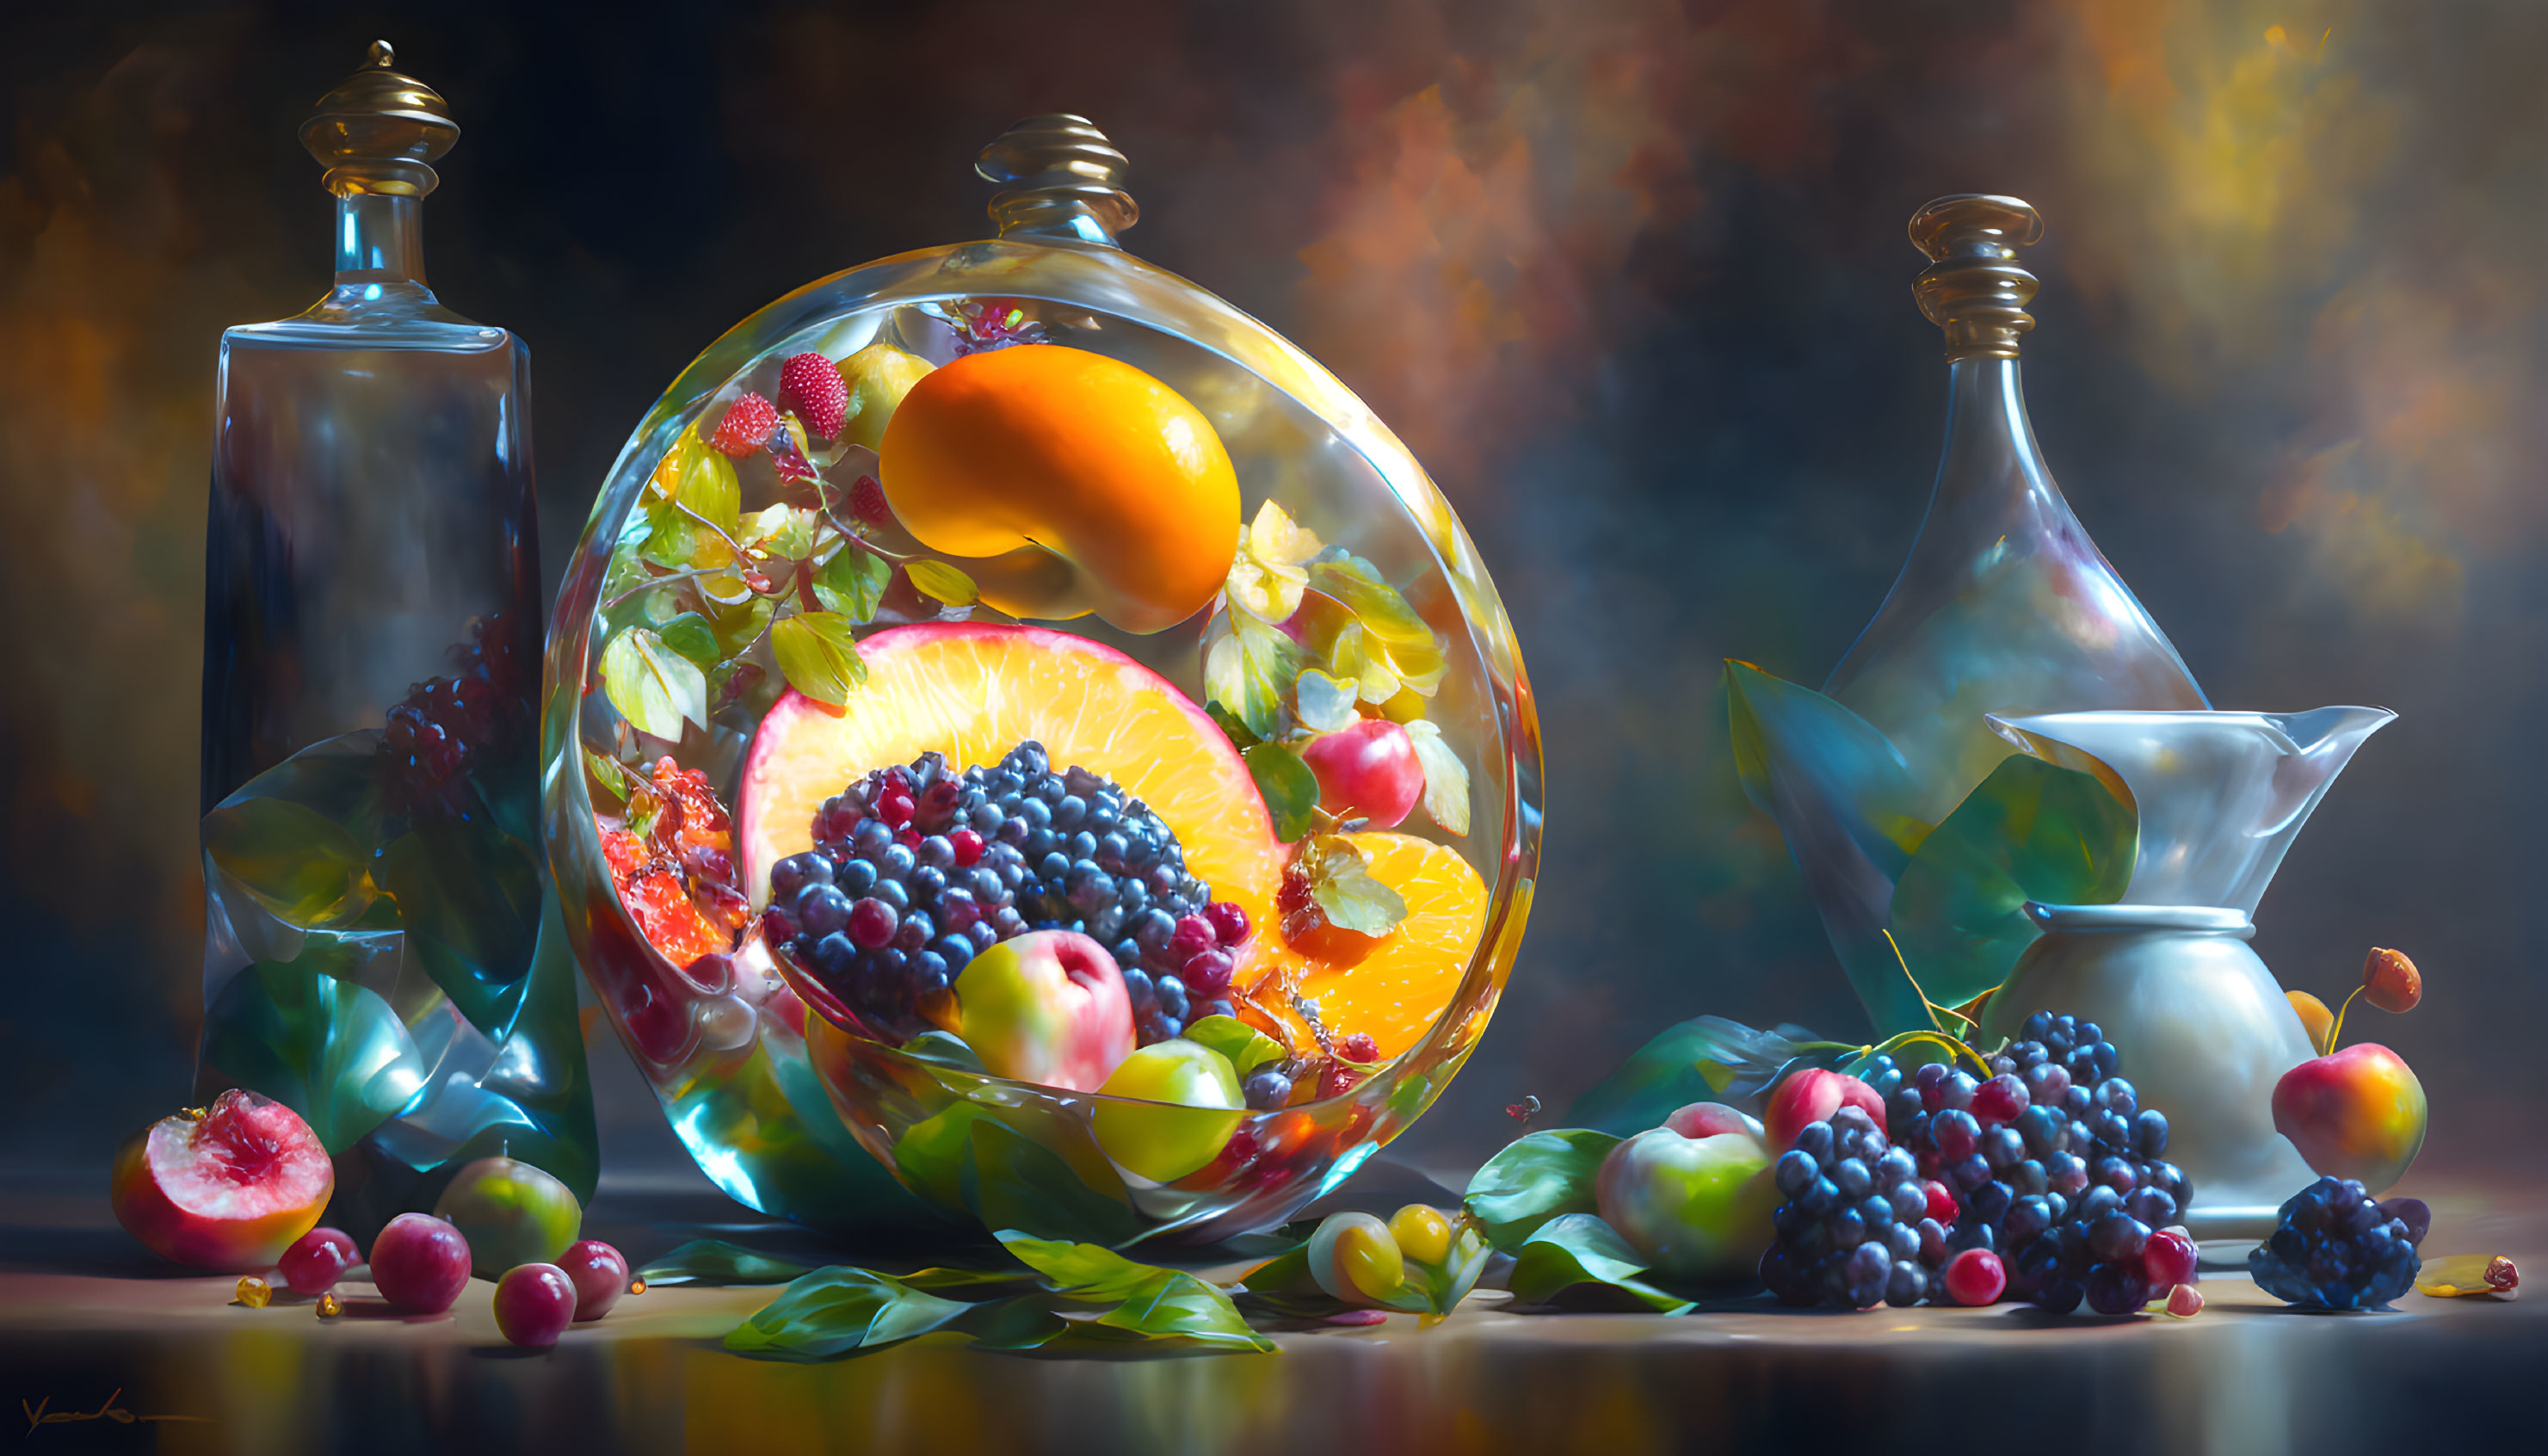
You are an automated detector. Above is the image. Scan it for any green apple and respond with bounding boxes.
[1092,1040,1244,1183]
[953,929,1135,1092]
[432,1153,583,1279]
[1594,1120,1778,1282]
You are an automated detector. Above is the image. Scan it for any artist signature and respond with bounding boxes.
[22,1390,211,1434]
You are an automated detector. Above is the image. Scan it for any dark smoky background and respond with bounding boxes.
[3,0,2541,1191]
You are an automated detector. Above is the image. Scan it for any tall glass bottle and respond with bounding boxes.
[1824,195,2208,824]
[199,43,592,1237]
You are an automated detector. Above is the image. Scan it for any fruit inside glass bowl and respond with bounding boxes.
[545,126,1539,1245]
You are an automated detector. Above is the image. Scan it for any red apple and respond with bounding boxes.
[953,929,1136,1091]
[110,1089,333,1271]
[1764,1069,1886,1151]
[1299,719,1423,829]
[1663,1101,1761,1140]
[2273,1042,2428,1194]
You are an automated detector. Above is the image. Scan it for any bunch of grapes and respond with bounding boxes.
[2249,1176,2428,1310]
[379,614,534,812]
[1872,1012,2199,1313]
[1760,1106,1960,1308]
[767,742,1252,1043]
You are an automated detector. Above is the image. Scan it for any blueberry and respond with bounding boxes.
[837,858,880,895]
[771,853,835,901]
[812,931,857,977]
[932,934,976,971]
[797,885,854,936]
[1243,1070,1293,1110]
[850,819,894,859]
[1775,1150,1818,1197]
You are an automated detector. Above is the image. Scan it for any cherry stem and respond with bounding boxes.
[2327,986,2362,1056]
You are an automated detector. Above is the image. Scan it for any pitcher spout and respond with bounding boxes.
[1984,706,2393,916]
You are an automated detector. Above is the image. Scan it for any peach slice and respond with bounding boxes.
[111,1089,333,1270]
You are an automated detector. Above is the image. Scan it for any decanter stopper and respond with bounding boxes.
[977,114,1138,246]
[299,40,459,198]
[1909,194,2042,361]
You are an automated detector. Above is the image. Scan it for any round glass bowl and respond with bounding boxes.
[543,120,1540,1244]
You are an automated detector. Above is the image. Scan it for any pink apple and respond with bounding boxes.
[952,929,1135,1091]
[1299,719,1423,829]
[2273,1042,2428,1194]
[1764,1069,1886,1151]
[1664,1101,1762,1140]
[1595,1122,1779,1280]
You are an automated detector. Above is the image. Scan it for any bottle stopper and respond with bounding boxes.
[977,115,1138,245]
[299,40,459,199]
[1909,194,2042,361]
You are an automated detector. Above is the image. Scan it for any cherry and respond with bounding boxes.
[493,1262,577,1348]
[277,1227,360,1295]
[557,1239,631,1321]
[2141,1225,2199,1289]
[370,1213,472,1315]
[1204,901,1250,947]
[1298,719,1423,829]
[1941,1248,2007,1306]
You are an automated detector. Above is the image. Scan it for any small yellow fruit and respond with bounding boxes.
[1387,1204,1455,1268]
[834,343,933,453]
[1309,1211,1406,1305]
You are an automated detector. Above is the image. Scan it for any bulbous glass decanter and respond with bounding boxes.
[198,43,591,1237]
[1825,196,2208,825]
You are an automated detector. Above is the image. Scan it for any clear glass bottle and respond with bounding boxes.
[198,43,591,1237]
[1823,195,2208,825]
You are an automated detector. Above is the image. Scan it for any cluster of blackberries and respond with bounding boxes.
[765,742,1252,1045]
[379,614,533,811]
[2249,1176,2428,1309]
[1761,1106,1958,1308]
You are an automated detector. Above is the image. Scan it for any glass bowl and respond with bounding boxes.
[542,117,1541,1244]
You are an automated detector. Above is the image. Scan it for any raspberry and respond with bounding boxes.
[778,353,849,441]
[848,476,895,527]
[707,392,781,457]
[1338,1033,1380,1064]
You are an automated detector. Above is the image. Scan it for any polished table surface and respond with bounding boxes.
[2,1163,2534,1455]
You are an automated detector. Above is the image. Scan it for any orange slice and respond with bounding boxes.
[1246,832,1490,1060]
[735,623,1284,938]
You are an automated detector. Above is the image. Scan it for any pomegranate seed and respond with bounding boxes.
[1339,1033,1380,1064]
[949,830,984,867]
[1922,1181,1959,1224]
[1204,900,1251,947]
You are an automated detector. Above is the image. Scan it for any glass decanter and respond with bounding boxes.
[198,42,591,1237]
[1825,195,2209,824]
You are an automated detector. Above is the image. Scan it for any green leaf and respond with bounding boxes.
[601,628,709,740]
[994,1231,1163,1302]
[1508,1213,1693,1313]
[199,956,427,1155]
[898,1030,987,1074]
[905,559,978,608]
[201,794,372,928]
[1403,719,1472,836]
[1309,559,1432,646]
[1243,742,1321,842]
[635,1240,815,1287]
[1722,661,1933,1035]
[769,611,868,706]
[1206,610,1305,741]
[1462,1128,1620,1250]
[1182,1015,1287,1077]
[1206,700,1262,751]
[1886,756,2138,1009]
[1565,1016,1812,1137]
[583,749,631,805]
[1301,835,1406,935]
[655,612,723,669]
[1091,1269,1273,1350]
[744,504,819,563]
[724,1266,974,1360]
[962,1118,1142,1247]
[1294,669,1360,733]
[813,542,891,620]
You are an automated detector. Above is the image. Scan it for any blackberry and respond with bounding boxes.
[1879,1011,2194,1313]
[2248,1176,2428,1310]
[768,740,1254,1046]
[1759,1105,1942,1309]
